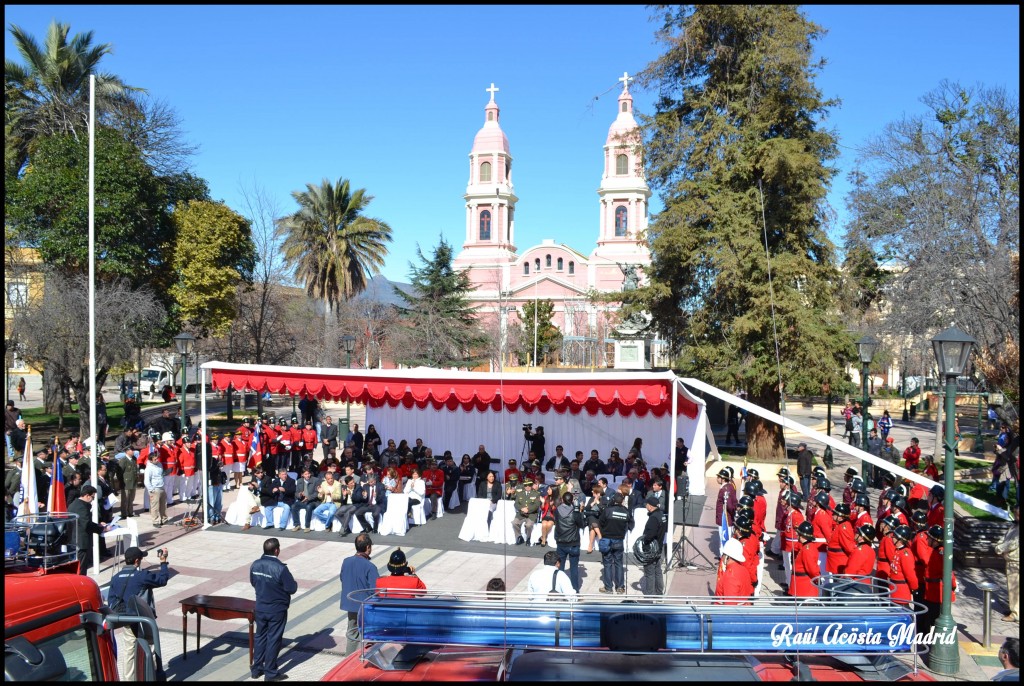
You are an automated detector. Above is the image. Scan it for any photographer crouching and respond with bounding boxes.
[522,424,545,466]
[107,546,170,680]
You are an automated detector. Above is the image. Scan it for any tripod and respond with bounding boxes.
[666,484,716,571]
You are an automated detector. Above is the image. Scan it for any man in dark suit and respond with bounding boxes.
[321,416,339,462]
[68,485,109,574]
[290,466,320,532]
[353,471,386,533]
[261,467,296,530]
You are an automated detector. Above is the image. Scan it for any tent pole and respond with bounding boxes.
[201,368,210,529]
[666,377,679,573]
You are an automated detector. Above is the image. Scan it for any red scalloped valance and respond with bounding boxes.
[208,368,698,419]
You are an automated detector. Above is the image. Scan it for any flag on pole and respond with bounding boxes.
[719,513,731,552]
[48,453,67,515]
[17,430,38,517]
[249,420,262,467]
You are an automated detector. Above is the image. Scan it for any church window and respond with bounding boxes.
[557,257,563,271]
[616,154,628,175]
[615,206,628,236]
[488,111,494,121]
[568,261,575,275]
[621,101,628,113]
[535,258,540,272]
[479,161,491,183]
[545,255,551,268]
[480,210,491,240]
[523,262,529,275]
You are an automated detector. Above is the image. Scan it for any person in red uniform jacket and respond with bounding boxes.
[232,432,248,490]
[300,420,318,460]
[159,434,180,504]
[264,420,281,475]
[842,467,858,507]
[902,437,922,471]
[920,525,957,637]
[875,488,896,532]
[810,492,834,577]
[790,521,820,597]
[907,479,928,511]
[422,459,445,519]
[179,437,197,498]
[827,503,855,574]
[782,492,805,590]
[845,524,878,577]
[745,480,768,542]
[775,469,793,533]
[219,433,235,490]
[888,525,918,605]
[376,549,427,599]
[875,515,899,582]
[504,459,522,484]
[926,485,945,529]
[715,537,753,604]
[734,515,760,592]
[852,493,873,530]
[286,420,303,471]
[716,468,738,527]
[237,418,253,447]
[877,474,897,514]
[910,511,931,602]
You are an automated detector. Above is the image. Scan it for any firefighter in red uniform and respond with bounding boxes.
[810,491,834,576]
[745,479,768,541]
[774,471,794,559]
[219,432,235,490]
[875,488,895,531]
[907,478,928,511]
[827,503,855,574]
[910,510,931,604]
[888,525,919,605]
[875,515,899,582]
[232,431,248,490]
[782,491,805,592]
[287,419,303,471]
[889,494,910,527]
[422,458,445,519]
[927,485,945,529]
[877,473,897,515]
[852,492,873,530]
[159,433,181,505]
[301,420,318,460]
[790,521,820,597]
[237,417,253,446]
[264,418,280,475]
[845,524,878,577]
[920,525,957,637]
[842,467,858,507]
[715,538,753,604]
[734,514,760,595]
[179,436,197,500]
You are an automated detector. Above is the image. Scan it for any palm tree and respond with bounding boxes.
[5,20,142,175]
[280,177,393,319]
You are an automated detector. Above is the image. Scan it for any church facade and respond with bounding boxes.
[452,76,655,368]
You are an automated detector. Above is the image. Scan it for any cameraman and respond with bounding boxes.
[523,425,546,464]
[107,546,170,681]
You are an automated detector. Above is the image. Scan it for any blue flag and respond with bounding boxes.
[719,514,731,550]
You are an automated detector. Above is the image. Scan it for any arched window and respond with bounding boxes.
[621,101,628,113]
[557,257,563,271]
[488,111,494,121]
[534,258,540,272]
[616,154,628,175]
[615,206,628,236]
[545,254,551,268]
[568,261,575,275]
[479,210,491,240]
[523,262,530,275]
[479,161,491,183]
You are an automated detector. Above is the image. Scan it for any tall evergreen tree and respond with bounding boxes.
[637,5,851,458]
[519,299,562,366]
[396,236,489,369]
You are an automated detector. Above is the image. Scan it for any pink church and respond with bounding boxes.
[452,76,655,369]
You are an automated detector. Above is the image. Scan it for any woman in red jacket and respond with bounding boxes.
[376,549,427,599]
[790,521,820,598]
[887,525,919,605]
[845,524,878,577]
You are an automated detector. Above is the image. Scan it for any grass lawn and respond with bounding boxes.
[956,480,1017,520]
[21,400,163,439]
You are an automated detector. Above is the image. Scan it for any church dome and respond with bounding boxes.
[472,88,510,155]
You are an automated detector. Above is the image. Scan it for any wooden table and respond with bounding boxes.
[180,595,257,664]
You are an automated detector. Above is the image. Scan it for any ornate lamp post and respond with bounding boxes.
[342,335,356,434]
[822,381,834,468]
[173,332,196,436]
[927,326,975,674]
[856,335,878,478]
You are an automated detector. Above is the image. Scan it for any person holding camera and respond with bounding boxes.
[107,546,170,681]
[523,424,545,464]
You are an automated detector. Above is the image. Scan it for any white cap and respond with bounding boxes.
[82,437,94,448]
[161,432,174,442]
[722,537,745,563]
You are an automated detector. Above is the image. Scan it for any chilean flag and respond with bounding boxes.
[48,455,67,514]
[249,420,262,467]
[719,513,731,553]
[17,430,38,517]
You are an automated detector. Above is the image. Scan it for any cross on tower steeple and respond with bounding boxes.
[486,82,499,101]
[619,72,632,93]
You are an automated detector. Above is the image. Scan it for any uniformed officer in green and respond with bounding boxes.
[504,472,522,500]
[512,478,541,545]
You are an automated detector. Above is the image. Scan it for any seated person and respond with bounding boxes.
[376,549,427,598]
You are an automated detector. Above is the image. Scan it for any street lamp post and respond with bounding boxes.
[173,332,196,436]
[856,335,878,479]
[822,381,834,468]
[342,335,355,434]
[926,326,976,675]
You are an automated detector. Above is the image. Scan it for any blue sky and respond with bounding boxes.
[5,5,1019,283]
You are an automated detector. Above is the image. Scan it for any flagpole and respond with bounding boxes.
[88,74,99,576]
[201,366,210,529]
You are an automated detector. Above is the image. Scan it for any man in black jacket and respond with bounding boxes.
[353,471,386,534]
[262,467,296,531]
[321,416,339,462]
[68,485,109,574]
[597,492,631,593]
[640,495,668,596]
[290,466,320,532]
[554,492,586,592]
[249,538,298,681]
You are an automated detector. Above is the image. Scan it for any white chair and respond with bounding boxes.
[458,498,493,542]
[379,494,409,536]
[125,516,140,548]
[310,513,344,533]
[461,482,476,504]
[625,507,649,550]
[447,488,461,511]
[596,474,614,488]
[409,498,428,526]
[488,500,518,544]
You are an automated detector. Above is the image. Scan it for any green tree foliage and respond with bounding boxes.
[637,5,851,457]
[4,20,142,177]
[280,177,393,319]
[396,236,489,369]
[519,299,562,365]
[169,200,255,337]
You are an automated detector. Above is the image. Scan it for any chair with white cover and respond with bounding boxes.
[458,498,492,542]
[447,488,461,511]
[378,493,409,536]
[625,507,649,550]
[409,498,428,526]
[488,500,518,544]
[461,482,476,505]
[310,514,344,533]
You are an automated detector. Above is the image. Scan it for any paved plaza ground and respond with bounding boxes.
[9,374,1016,681]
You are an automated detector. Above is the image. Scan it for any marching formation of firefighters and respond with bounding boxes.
[713,457,957,630]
